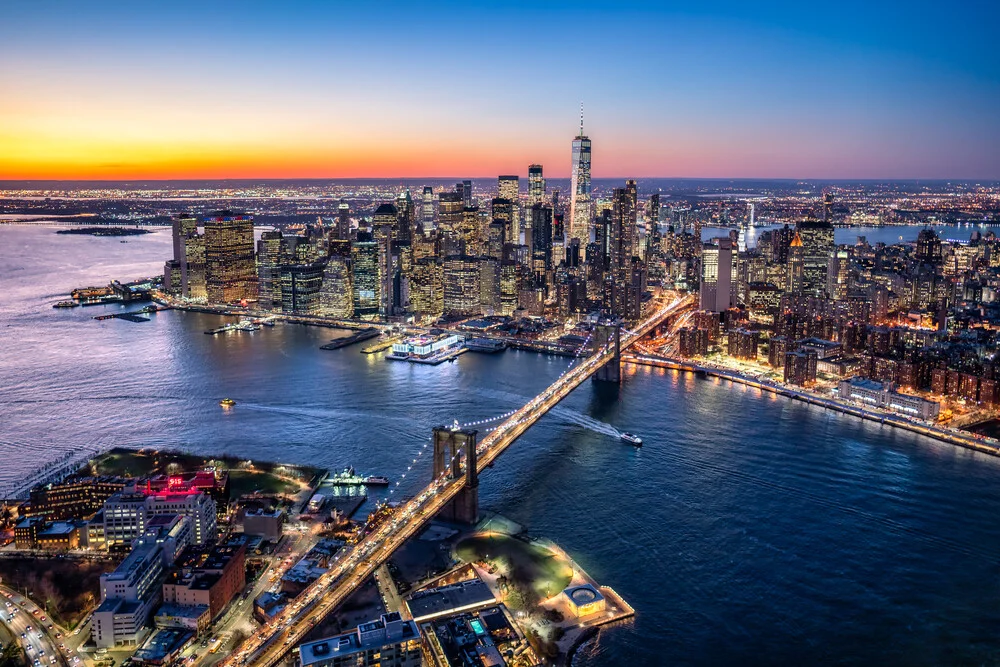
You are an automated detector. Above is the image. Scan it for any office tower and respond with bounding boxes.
[645,194,660,258]
[442,255,480,316]
[479,257,500,314]
[606,183,637,316]
[700,237,736,313]
[770,224,795,264]
[458,206,482,256]
[421,186,435,227]
[351,234,380,316]
[827,248,850,300]
[395,191,414,247]
[491,198,514,249]
[279,263,325,314]
[333,201,351,240]
[409,258,444,319]
[256,230,284,311]
[529,204,553,274]
[528,164,545,205]
[795,217,834,296]
[627,256,647,321]
[204,212,257,304]
[458,180,473,208]
[319,242,353,318]
[916,228,943,265]
[499,261,519,315]
[498,176,520,242]
[171,214,199,296]
[437,191,464,255]
[822,192,835,222]
[569,112,592,251]
[487,221,506,260]
[786,232,804,292]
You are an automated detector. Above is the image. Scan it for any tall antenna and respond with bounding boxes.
[579,102,584,136]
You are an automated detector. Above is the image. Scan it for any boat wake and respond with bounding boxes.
[551,407,623,439]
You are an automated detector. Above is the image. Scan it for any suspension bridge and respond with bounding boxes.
[222,293,695,667]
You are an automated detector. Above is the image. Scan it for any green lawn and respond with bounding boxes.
[228,470,301,497]
[456,533,572,602]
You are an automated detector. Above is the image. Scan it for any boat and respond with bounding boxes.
[52,301,79,309]
[219,398,237,408]
[363,475,390,486]
[620,432,643,446]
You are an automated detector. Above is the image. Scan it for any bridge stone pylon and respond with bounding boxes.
[592,323,621,383]
[432,426,479,524]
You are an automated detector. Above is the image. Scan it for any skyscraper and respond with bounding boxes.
[421,186,435,228]
[498,176,520,242]
[351,234,380,317]
[795,217,834,296]
[373,204,397,318]
[437,192,464,256]
[256,230,284,311]
[700,237,736,313]
[569,111,592,252]
[319,241,354,318]
[528,164,545,205]
[335,201,352,240]
[204,212,257,304]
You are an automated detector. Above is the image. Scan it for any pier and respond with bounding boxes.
[319,327,381,350]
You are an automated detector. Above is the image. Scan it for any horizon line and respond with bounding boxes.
[1,176,999,185]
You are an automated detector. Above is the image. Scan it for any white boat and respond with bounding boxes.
[620,432,643,446]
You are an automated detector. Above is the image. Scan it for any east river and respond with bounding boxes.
[2,224,1000,665]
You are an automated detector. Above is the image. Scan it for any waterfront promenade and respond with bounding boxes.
[624,352,1000,458]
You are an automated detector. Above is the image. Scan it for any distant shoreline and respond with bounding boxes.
[55,226,153,237]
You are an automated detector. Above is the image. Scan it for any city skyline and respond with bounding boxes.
[2,1,999,181]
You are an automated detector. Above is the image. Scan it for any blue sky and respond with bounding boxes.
[1,1,997,179]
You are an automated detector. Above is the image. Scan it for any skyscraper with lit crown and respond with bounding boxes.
[569,108,592,253]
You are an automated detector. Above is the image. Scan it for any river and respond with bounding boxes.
[1,225,999,665]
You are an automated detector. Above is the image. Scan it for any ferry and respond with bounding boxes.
[327,467,391,487]
[52,301,79,309]
[620,432,643,446]
[219,398,237,408]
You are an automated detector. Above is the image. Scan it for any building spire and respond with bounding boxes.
[579,102,584,136]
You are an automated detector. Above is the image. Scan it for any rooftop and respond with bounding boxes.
[299,615,419,666]
[406,578,496,622]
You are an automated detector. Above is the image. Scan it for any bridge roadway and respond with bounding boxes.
[225,295,695,667]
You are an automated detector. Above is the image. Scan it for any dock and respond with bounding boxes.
[320,327,381,350]
[93,305,169,321]
[360,335,402,354]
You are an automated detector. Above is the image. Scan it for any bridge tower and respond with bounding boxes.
[593,323,621,383]
[432,426,479,524]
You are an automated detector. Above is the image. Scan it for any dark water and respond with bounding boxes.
[702,222,1000,247]
[2,225,1000,666]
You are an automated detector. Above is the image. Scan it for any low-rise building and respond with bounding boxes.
[93,542,164,648]
[837,377,941,421]
[154,604,210,634]
[298,612,422,667]
[14,517,80,550]
[563,584,606,617]
[242,508,284,541]
[162,542,246,620]
[405,578,497,623]
[27,477,127,521]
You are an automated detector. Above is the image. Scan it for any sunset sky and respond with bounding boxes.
[1,0,998,180]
